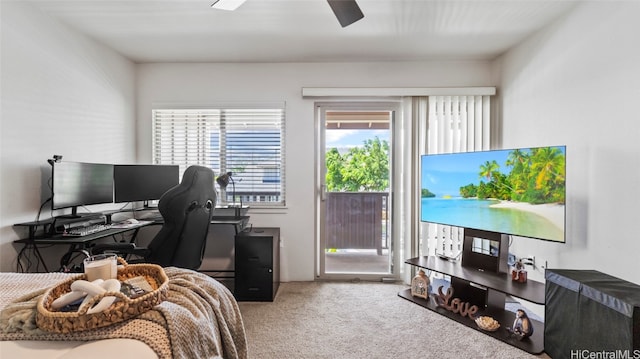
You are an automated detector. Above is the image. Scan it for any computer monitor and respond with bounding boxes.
[52,161,114,217]
[114,164,179,205]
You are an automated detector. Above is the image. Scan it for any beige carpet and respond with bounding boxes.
[238,281,550,359]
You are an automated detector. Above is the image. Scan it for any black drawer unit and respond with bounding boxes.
[234,227,280,301]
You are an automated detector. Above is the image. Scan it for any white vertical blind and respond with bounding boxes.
[427,96,490,154]
[152,105,286,207]
[422,95,491,258]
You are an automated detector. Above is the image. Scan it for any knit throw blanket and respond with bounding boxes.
[0,268,248,359]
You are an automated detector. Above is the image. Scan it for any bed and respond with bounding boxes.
[0,268,248,359]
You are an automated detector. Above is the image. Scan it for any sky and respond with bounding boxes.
[326,129,389,151]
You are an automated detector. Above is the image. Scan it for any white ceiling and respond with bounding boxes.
[25,0,580,63]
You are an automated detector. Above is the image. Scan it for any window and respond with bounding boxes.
[152,105,286,207]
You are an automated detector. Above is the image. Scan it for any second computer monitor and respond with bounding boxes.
[114,164,179,204]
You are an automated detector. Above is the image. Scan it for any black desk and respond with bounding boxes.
[14,222,151,272]
[14,215,250,272]
[197,216,250,281]
[210,216,249,234]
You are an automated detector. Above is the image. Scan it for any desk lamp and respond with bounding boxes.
[216,172,242,217]
[47,154,63,166]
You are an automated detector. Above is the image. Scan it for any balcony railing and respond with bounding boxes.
[325,192,389,255]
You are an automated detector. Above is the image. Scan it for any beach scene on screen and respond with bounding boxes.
[421,146,566,242]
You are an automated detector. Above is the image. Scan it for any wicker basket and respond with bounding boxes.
[36,259,169,333]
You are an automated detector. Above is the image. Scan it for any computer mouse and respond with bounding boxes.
[125,218,139,225]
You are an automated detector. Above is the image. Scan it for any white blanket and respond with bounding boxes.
[0,268,248,359]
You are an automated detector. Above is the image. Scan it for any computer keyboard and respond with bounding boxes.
[62,223,112,237]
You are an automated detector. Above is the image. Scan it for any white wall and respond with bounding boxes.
[494,1,640,284]
[137,61,493,281]
[7,0,635,288]
[0,2,136,271]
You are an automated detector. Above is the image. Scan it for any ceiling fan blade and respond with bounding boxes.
[211,0,247,11]
[327,0,364,28]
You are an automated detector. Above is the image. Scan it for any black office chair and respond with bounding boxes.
[93,165,216,270]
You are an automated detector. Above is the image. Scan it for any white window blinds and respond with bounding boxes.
[427,95,491,154]
[152,105,286,207]
[421,95,491,258]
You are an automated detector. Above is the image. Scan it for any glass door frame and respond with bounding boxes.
[315,100,401,281]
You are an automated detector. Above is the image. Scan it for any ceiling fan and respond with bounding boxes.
[211,0,364,27]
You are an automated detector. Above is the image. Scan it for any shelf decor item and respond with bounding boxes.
[507,309,533,339]
[410,269,430,299]
[511,259,527,283]
[435,286,479,318]
[512,269,528,283]
[475,316,501,332]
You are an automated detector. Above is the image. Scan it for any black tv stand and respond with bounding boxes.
[399,229,545,354]
[436,252,460,262]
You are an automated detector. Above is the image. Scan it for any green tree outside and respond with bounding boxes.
[325,137,389,192]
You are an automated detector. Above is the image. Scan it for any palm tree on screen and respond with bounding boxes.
[479,160,499,182]
[530,147,565,203]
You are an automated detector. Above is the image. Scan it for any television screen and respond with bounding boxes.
[420,146,566,242]
[114,164,179,203]
[52,162,114,210]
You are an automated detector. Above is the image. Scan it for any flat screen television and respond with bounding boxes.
[113,164,179,204]
[52,161,114,216]
[420,145,566,243]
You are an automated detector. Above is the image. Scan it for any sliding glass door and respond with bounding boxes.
[316,102,399,280]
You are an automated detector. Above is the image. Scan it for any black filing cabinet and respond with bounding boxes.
[234,227,280,301]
